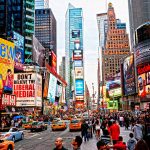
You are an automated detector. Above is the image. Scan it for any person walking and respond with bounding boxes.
[127,132,137,150]
[95,118,101,140]
[71,136,82,150]
[81,120,89,142]
[110,120,120,144]
[53,137,68,150]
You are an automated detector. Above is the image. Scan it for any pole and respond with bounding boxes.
[97,47,100,111]
[92,83,94,110]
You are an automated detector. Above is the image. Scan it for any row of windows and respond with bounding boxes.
[35,9,50,15]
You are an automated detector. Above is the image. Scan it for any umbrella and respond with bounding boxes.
[13,115,25,120]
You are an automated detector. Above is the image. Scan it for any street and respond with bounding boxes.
[14,126,131,150]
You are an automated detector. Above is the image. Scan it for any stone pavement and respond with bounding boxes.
[80,127,131,150]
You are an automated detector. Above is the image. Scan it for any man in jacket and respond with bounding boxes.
[127,133,137,150]
[53,137,68,150]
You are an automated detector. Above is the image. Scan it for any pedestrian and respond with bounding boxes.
[92,117,96,134]
[81,120,89,142]
[100,129,111,145]
[110,120,120,144]
[132,120,143,141]
[134,139,149,150]
[127,133,137,150]
[53,137,68,150]
[96,140,108,150]
[95,118,101,140]
[71,136,82,150]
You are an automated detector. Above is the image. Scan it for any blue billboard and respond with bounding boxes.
[74,60,83,67]
[75,79,84,96]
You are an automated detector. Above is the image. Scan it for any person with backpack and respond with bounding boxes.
[127,133,137,150]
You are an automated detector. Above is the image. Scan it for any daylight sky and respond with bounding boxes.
[49,0,129,96]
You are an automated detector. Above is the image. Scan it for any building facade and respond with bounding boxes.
[35,0,49,9]
[101,3,130,83]
[128,0,150,110]
[0,0,35,63]
[59,56,66,80]
[65,4,84,108]
[128,0,150,49]
[35,8,57,64]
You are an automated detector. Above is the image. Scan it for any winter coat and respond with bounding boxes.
[127,137,137,150]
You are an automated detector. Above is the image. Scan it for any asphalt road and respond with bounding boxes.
[14,126,131,150]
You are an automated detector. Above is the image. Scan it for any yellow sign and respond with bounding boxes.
[0,38,15,94]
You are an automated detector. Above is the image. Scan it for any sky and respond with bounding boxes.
[49,0,129,96]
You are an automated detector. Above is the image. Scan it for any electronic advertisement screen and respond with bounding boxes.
[48,73,57,103]
[75,79,84,96]
[123,55,136,95]
[72,30,80,38]
[74,60,83,67]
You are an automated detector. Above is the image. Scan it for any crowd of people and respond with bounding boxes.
[53,111,150,150]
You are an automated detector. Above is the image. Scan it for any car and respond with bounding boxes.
[0,127,24,142]
[23,122,32,130]
[30,121,47,132]
[52,118,61,123]
[0,140,15,150]
[69,119,82,131]
[51,121,67,131]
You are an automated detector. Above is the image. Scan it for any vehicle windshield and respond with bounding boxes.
[32,122,38,125]
[71,120,79,123]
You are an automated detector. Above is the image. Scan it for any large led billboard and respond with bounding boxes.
[48,73,57,103]
[75,67,83,79]
[72,30,80,38]
[73,50,83,60]
[0,38,15,94]
[75,79,84,96]
[123,55,136,95]
[74,60,83,67]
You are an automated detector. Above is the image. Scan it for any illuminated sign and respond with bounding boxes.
[72,30,80,38]
[109,88,121,97]
[75,67,83,79]
[73,50,83,60]
[137,63,150,75]
[107,100,118,109]
[74,60,83,67]
[0,38,15,94]
[76,96,84,101]
[75,79,84,96]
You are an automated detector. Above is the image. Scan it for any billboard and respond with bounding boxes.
[32,35,45,67]
[55,83,62,98]
[74,60,83,67]
[123,55,136,95]
[43,72,50,98]
[75,79,84,96]
[14,73,42,107]
[138,73,150,98]
[12,31,24,70]
[109,88,122,97]
[74,41,81,50]
[135,40,150,66]
[1,94,16,106]
[49,50,57,72]
[76,96,84,101]
[72,30,80,38]
[107,100,118,110]
[75,67,83,79]
[73,50,83,60]
[0,38,15,94]
[48,73,57,103]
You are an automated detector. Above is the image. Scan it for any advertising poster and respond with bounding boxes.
[48,73,57,103]
[49,51,57,72]
[55,83,62,98]
[74,60,83,67]
[123,55,136,95]
[43,72,50,98]
[0,38,15,94]
[72,30,80,38]
[1,94,16,106]
[14,73,42,106]
[73,50,83,60]
[13,31,24,70]
[107,100,118,110]
[75,79,84,96]
[35,74,42,106]
[75,67,83,79]
[32,35,45,67]
[74,41,81,50]
[109,88,122,97]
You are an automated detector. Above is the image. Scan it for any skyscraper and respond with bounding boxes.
[101,3,130,83]
[35,0,49,9]
[65,4,84,108]
[128,0,150,48]
[0,0,35,63]
[59,56,66,80]
[35,8,57,65]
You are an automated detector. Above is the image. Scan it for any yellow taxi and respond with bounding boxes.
[0,140,15,150]
[23,122,32,130]
[69,119,82,131]
[51,121,67,131]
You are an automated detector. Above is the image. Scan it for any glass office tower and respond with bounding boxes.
[65,4,84,108]
[35,0,49,9]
